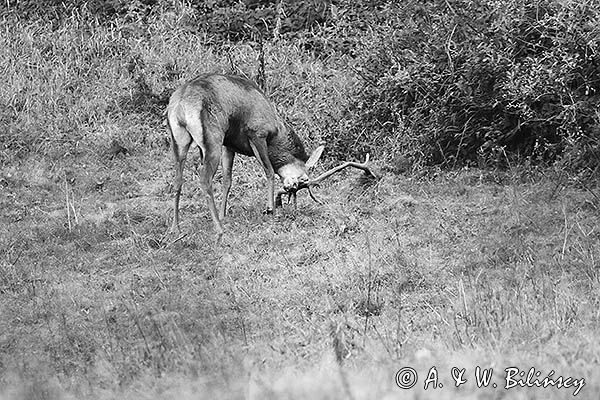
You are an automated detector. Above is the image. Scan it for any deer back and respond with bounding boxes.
[170,74,309,169]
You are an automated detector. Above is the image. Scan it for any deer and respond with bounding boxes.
[167,73,375,239]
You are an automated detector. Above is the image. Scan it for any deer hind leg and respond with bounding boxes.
[186,119,225,238]
[220,147,235,219]
[249,139,276,214]
[169,120,192,234]
[198,144,223,238]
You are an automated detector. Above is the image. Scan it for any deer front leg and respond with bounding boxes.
[249,139,275,214]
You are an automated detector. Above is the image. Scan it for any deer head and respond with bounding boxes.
[276,144,325,192]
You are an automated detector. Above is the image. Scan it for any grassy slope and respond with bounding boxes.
[1,12,600,400]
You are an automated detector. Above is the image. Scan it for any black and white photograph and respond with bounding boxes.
[1,0,598,398]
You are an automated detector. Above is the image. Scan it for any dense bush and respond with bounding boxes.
[328,0,600,171]
[192,0,333,42]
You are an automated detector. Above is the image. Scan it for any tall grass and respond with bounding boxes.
[0,6,352,168]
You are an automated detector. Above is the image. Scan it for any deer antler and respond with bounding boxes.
[275,154,375,207]
[306,153,374,186]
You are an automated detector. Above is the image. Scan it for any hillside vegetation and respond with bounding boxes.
[1,1,600,399]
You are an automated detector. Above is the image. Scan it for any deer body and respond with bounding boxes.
[168,74,323,238]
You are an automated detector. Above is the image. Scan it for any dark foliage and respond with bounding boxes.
[326,0,600,172]
[191,0,333,42]
[1,0,334,40]
[1,0,160,22]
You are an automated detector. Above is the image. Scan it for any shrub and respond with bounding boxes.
[330,0,600,172]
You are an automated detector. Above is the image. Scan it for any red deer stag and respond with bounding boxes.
[167,73,374,238]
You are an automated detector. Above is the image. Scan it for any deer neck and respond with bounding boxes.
[268,127,308,171]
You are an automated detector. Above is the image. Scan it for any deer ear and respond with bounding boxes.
[306,145,325,170]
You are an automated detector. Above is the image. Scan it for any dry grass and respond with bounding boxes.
[2,152,599,399]
[1,10,600,400]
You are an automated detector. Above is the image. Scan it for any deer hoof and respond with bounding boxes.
[170,224,181,236]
